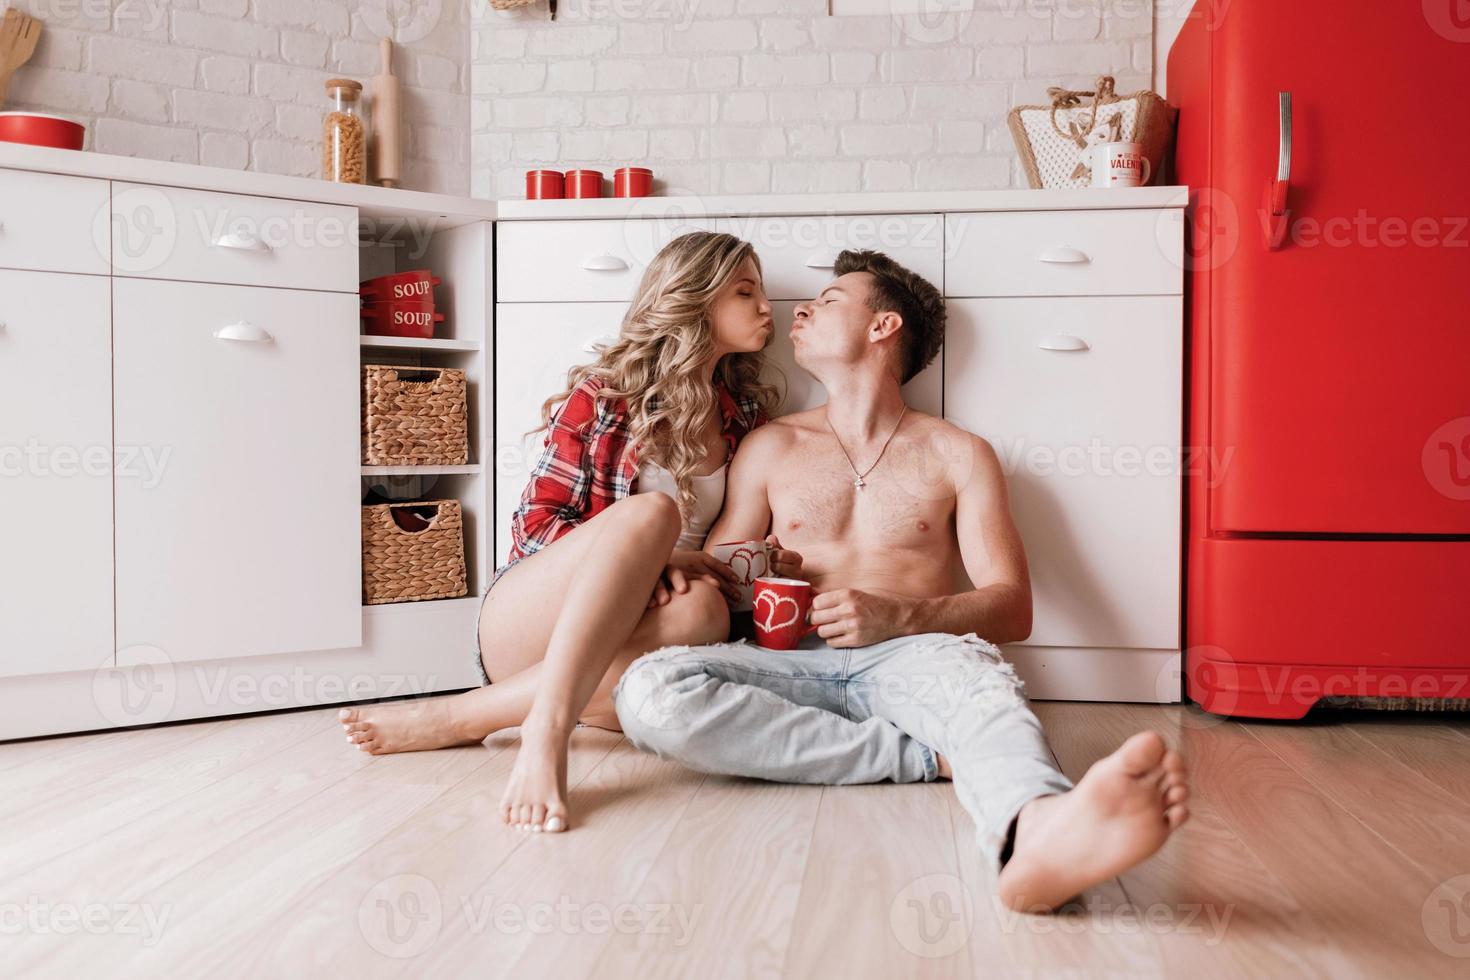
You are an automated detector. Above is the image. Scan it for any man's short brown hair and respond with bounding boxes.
[832,249,946,384]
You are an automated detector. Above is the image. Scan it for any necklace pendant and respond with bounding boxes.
[854,477,866,490]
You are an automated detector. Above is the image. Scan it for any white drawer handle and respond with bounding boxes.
[581,254,628,272]
[214,321,273,343]
[211,231,272,252]
[1037,246,1090,264]
[1038,335,1089,352]
[582,334,619,353]
[803,251,839,269]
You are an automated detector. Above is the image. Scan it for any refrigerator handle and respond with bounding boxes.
[1267,92,1292,250]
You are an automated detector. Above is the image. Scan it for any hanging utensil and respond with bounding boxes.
[0,8,43,107]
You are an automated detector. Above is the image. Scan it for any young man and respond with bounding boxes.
[612,250,1190,913]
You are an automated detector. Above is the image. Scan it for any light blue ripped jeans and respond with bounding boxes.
[611,630,1075,877]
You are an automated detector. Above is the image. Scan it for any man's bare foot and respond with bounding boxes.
[338,699,483,755]
[500,722,571,833]
[996,730,1189,913]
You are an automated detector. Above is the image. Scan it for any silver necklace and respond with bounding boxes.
[825,404,908,491]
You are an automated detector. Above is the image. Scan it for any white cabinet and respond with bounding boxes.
[0,271,114,677]
[0,169,111,277]
[943,296,1182,650]
[494,302,626,566]
[112,278,361,664]
[108,182,358,292]
[945,209,1182,297]
[714,213,944,302]
[496,217,712,303]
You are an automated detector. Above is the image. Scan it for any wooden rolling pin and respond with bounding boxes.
[370,37,402,188]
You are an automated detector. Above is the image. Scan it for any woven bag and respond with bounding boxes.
[361,364,469,466]
[1008,75,1177,189]
[362,500,468,604]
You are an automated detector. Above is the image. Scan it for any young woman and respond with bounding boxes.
[339,232,801,833]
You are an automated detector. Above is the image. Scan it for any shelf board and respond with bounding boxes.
[362,464,482,476]
[359,335,482,352]
[363,594,484,615]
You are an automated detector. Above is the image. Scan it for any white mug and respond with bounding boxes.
[708,539,770,612]
[1090,141,1152,188]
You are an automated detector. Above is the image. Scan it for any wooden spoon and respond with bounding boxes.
[0,9,44,107]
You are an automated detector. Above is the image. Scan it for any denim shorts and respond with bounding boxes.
[473,556,524,687]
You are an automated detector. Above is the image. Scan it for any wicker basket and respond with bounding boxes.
[362,364,469,466]
[362,500,468,604]
[1008,75,1177,189]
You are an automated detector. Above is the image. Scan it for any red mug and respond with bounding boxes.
[752,577,818,650]
[614,166,652,198]
[565,169,604,199]
[525,169,565,200]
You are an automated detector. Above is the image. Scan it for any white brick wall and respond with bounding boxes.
[5,0,469,195]
[472,0,1157,198]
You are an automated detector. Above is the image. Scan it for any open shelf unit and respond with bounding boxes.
[359,209,493,610]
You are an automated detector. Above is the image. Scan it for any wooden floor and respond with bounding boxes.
[3,699,1469,978]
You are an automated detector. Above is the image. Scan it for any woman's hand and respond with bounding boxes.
[648,549,742,608]
[766,534,804,579]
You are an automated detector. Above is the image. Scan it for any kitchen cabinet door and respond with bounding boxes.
[0,271,114,677]
[113,279,361,665]
[494,302,627,566]
[944,296,1182,650]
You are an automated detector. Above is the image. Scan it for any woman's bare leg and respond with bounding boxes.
[500,493,699,832]
[339,494,722,764]
[339,578,727,751]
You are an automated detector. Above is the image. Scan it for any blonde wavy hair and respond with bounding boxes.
[536,231,780,518]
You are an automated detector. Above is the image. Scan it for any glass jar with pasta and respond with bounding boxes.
[322,78,367,184]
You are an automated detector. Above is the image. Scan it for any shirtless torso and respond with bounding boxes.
[707,403,1033,647]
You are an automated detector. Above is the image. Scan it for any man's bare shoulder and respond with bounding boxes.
[901,411,1006,492]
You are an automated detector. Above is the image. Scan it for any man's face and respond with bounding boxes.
[790,271,880,376]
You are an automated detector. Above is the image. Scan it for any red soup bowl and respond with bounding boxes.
[0,112,85,151]
[359,269,441,302]
[360,299,445,339]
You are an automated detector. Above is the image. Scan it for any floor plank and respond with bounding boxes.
[783,780,971,978]
[4,701,1468,976]
[592,776,824,979]
[1131,703,1461,977]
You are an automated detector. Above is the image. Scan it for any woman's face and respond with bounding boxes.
[707,257,773,356]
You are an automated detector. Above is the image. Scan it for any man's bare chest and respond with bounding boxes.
[767,441,955,549]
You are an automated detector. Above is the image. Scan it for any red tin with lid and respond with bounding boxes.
[614,167,653,198]
[525,169,565,200]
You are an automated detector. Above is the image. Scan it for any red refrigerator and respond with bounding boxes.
[1168,1,1470,718]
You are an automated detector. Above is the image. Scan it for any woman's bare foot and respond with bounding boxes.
[996,730,1189,913]
[338,699,483,755]
[500,721,572,833]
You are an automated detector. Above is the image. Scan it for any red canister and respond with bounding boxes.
[525,169,564,200]
[614,167,653,198]
[565,169,604,199]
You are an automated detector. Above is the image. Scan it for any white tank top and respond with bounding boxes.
[635,462,728,551]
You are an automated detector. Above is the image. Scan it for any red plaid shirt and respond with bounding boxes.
[503,376,768,570]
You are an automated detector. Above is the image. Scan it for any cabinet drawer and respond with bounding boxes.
[109,182,357,292]
[0,169,110,276]
[0,271,114,677]
[945,209,1182,297]
[944,296,1182,650]
[114,279,361,663]
[714,213,944,301]
[496,217,711,303]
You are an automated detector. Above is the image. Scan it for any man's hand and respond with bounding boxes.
[649,549,741,608]
[808,587,916,648]
[765,534,803,579]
